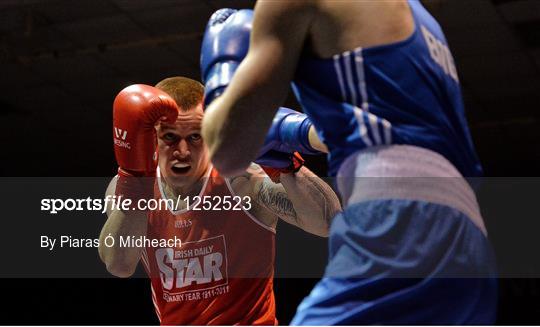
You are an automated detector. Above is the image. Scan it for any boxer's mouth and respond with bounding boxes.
[171,162,191,175]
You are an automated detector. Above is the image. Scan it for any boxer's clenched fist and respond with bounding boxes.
[113,84,178,177]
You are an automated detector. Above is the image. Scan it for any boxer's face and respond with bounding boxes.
[156,103,210,190]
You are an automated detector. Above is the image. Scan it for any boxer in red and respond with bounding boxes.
[98,77,340,325]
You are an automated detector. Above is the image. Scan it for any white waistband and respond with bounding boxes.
[337,145,486,234]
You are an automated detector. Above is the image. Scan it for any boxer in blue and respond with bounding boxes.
[200,1,497,324]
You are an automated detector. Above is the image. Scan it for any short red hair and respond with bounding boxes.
[155,77,204,111]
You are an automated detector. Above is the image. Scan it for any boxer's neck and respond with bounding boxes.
[162,178,206,201]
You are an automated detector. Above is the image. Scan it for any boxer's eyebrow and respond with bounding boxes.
[157,125,176,133]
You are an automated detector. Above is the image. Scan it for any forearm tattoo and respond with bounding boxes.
[256,182,297,220]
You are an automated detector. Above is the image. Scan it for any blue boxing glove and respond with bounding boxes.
[260,107,320,156]
[254,108,320,180]
[255,108,321,182]
[200,8,253,107]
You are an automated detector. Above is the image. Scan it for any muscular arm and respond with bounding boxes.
[202,1,317,176]
[98,177,146,278]
[243,165,341,237]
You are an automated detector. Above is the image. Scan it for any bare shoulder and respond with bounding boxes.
[253,0,318,30]
[255,0,318,12]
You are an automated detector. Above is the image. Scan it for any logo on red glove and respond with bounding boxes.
[114,127,130,149]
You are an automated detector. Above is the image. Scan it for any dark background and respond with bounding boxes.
[1,0,539,324]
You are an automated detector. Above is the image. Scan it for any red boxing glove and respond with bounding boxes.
[113,84,178,176]
[113,84,178,202]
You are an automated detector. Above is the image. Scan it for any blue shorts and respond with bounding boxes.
[291,199,498,325]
